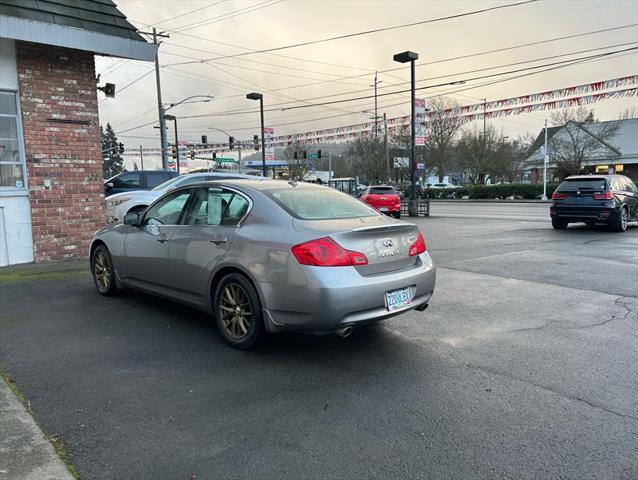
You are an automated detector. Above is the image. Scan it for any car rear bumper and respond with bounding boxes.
[259,252,436,333]
[551,204,620,223]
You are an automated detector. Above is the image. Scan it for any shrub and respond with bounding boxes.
[422,183,558,200]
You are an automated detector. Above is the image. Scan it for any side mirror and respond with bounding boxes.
[123,212,140,226]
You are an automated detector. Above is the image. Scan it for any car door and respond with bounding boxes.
[166,186,251,301]
[121,189,193,288]
[621,177,638,219]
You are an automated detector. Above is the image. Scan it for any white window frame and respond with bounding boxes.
[0,89,28,193]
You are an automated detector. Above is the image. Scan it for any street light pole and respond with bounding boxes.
[393,50,419,216]
[246,92,266,177]
[542,118,548,201]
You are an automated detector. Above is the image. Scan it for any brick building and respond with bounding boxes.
[0,0,155,266]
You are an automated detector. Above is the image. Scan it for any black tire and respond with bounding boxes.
[609,207,628,232]
[552,218,568,230]
[393,212,401,219]
[213,273,264,350]
[91,244,118,296]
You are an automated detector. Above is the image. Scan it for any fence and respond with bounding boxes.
[400,199,430,217]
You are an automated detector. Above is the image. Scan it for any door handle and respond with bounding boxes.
[157,233,169,243]
[209,236,227,245]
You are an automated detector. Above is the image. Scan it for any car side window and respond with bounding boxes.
[113,172,140,189]
[144,190,192,226]
[146,172,172,189]
[185,187,249,226]
[626,178,638,193]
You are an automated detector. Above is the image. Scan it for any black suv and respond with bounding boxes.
[104,170,179,196]
[550,174,638,232]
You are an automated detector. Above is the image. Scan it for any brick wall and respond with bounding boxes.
[16,42,104,262]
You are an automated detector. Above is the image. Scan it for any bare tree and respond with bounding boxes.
[490,134,535,183]
[550,106,596,125]
[284,136,311,180]
[456,125,507,184]
[423,97,463,182]
[618,107,638,120]
[344,134,387,184]
[547,108,620,180]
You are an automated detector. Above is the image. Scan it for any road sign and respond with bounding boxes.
[307,161,315,171]
[417,163,425,170]
[245,159,288,167]
[216,157,235,163]
[308,153,319,159]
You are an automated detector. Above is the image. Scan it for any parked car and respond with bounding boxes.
[550,174,638,232]
[429,182,458,189]
[105,172,262,223]
[360,185,402,218]
[90,179,436,349]
[104,170,178,196]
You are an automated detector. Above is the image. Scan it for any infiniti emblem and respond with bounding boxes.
[383,239,394,247]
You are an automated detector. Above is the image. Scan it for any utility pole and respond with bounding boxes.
[384,112,390,182]
[481,97,487,145]
[140,28,170,169]
[237,141,242,174]
[542,118,548,201]
[328,151,332,184]
[371,71,381,136]
[139,145,144,170]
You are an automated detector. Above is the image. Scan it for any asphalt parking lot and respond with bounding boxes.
[1,202,637,480]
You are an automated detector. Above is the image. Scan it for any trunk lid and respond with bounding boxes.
[293,216,421,275]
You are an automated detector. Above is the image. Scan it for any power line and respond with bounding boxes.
[172,0,284,32]
[113,49,634,135]
[128,0,228,27]
[166,0,538,65]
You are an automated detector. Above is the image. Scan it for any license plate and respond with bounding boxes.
[385,287,412,311]
[379,207,389,212]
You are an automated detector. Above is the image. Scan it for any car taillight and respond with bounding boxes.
[409,231,426,256]
[552,192,567,200]
[593,191,614,200]
[291,236,368,267]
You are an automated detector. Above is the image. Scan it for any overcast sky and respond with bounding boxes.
[98,0,638,160]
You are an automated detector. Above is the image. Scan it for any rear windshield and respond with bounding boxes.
[558,179,607,192]
[269,188,377,220]
[369,186,395,194]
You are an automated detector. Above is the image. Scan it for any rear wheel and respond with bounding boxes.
[610,207,628,232]
[213,273,264,349]
[552,218,568,230]
[91,245,118,296]
[393,212,401,219]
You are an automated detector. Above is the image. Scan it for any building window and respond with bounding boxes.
[0,91,26,189]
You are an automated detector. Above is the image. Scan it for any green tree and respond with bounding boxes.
[101,123,124,179]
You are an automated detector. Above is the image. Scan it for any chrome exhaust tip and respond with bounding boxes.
[334,326,353,338]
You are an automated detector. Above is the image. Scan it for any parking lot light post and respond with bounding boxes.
[163,114,179,174]
[246,92,266,177]
[393,51,419,216]
[542,119,549,201]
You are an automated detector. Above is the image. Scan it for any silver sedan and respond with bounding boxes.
[90,179,436,349]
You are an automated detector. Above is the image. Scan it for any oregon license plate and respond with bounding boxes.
[385,287,412,311]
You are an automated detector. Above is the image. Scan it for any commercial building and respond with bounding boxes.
[0,0,155,266]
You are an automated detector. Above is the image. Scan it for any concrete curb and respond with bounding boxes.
[0,377,74,480]
[428,199,549,204]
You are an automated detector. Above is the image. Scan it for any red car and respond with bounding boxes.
[360,186,402,218]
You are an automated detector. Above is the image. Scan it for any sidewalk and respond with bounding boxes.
[0,376,75,480]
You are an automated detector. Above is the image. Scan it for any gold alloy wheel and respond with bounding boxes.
[94,251,111,291]
[219,283,252,340]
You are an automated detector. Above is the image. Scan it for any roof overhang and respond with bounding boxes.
[0,16,156,61]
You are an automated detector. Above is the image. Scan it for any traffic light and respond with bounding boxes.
[189,149,195,160]
[212,152,217,160]
[317,149,322,159]
[293,151,298,160]
[118,142,125,154]
[253,134,259,151]
[170,145,177,159]
[201,135,207,145]
[302,150,307,159]
[228,136,234,150]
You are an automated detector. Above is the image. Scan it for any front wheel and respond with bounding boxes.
[609,207,628,232]
[213,273,264,349]
[552,218,568,230]
[91,245,118,296]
